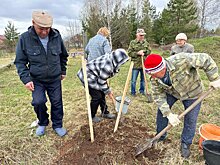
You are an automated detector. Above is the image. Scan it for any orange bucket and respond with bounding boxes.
[199,124,220,149]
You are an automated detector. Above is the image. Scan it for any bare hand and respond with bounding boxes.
[61,75,66,80]
[25,81,34,91]
[108,91,116,105]
[108,91,114,99]
[137,50,144,56]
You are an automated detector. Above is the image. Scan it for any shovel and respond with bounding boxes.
[141,56,153,103]
[81,57,94,142]
[135,87,214,156]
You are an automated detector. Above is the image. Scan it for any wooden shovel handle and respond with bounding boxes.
[141,56,149,94]
[114,62,134,132]
[81,57,94,142]
[152,87,214,142]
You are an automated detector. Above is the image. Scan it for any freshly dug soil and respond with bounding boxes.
[54,118,166,165]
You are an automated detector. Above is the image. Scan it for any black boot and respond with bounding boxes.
[181,143,191,158]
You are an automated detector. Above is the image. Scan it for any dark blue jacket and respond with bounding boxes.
[15,26,68,84]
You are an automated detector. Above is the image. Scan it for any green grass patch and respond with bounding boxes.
[0,41,220,164]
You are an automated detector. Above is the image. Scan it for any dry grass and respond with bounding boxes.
[0,53,219,165]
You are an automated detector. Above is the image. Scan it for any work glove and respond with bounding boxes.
[167,113,180,127]
[209,79,220,89]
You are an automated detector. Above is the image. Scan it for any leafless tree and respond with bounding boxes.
[66,19,82,50]
[197,0,220,37]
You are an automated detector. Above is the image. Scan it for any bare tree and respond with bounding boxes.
[197,0,220,37]
[82,0,128,48]
[66,19,82,50]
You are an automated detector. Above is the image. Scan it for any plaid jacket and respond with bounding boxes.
[127,39,151,69]
[77,49,129,94]
[151,53,219,117]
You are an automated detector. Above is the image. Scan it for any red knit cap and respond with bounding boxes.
[144,54,166,74]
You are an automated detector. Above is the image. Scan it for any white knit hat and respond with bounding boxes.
[175,33,187,41]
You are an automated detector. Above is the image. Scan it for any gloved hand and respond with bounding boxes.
[167,113,180,126]
[210,79,220,89]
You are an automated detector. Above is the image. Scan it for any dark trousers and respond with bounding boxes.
[156,93,201,145]
[88,87,109,118]
[31,79,63,129]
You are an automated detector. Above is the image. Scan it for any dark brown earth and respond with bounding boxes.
[53,118,167,165]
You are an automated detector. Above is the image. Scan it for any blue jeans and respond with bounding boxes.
[156,93,201,145]
[131,68,145,95]
[31,79,64,129]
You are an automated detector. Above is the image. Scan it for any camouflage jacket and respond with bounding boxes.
[127,39,151,68]
[151,53,219,117]
[170,43,194,55]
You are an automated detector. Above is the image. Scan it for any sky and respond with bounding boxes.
[0,0,169,37]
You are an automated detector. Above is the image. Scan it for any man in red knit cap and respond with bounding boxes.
[144,53,220,158]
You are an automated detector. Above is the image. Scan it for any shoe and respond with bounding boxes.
[181,143,191,158]
[140,92,145,95]
[102,113,116,119]
[131,93,136,97]
[54,127,67,137]
[92,116,102,123]
[36,126,46,136]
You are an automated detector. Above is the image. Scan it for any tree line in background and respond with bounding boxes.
[80,0,220,49]
[1,0,220,52]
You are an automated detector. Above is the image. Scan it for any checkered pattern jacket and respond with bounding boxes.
[77,49,129,94]
[151,53,219,117]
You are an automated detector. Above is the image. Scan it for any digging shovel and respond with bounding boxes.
[114,62,134,132]
[135,87,214,156]
[141,56,153,103]
[81,57,94,142]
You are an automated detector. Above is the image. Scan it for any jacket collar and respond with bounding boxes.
[165,59,175,72]
[28,26,59,40]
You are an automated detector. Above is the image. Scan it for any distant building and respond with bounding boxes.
[0,35,6,44]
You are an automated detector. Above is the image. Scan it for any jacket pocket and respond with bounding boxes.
[51,47,61,64]
[51,48,62,56]
[26,47,41,63]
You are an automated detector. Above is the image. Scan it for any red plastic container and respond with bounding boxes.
[199,124,220,149]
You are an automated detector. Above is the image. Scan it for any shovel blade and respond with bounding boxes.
[135,138,155,157]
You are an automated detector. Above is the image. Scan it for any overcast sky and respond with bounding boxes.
[0,0,169,37]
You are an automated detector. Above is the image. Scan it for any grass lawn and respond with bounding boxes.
[0,49,220,164]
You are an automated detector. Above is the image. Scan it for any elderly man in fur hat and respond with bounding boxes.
[170,33,194,55]
[144,53,220,158]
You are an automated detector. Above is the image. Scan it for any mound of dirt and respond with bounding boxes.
[54,118,166,165]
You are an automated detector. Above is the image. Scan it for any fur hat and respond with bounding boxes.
[175,33,187,41]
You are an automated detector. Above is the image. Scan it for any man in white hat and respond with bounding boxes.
[144,53,220,158]
[15,11,68,137]
[170,33,194,55]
